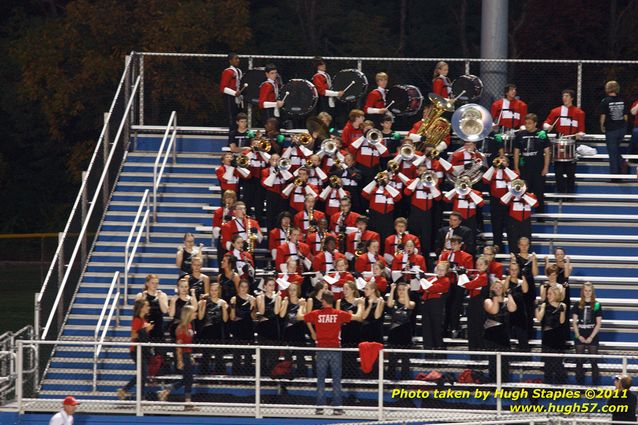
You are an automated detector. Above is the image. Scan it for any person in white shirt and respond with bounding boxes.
[49,396,79,425]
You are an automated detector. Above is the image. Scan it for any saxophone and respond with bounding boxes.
[337,212,347,252]
[285,226,291,243]
[395,232,404,256]
[246,218,257,254]
[307,207,317,233]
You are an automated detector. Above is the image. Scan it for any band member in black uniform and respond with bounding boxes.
[230,280,256,375]
[176,233,197,277]
[332,152,362,213]
[256,278,282,375]
[197,283,228,374]
[169,278,198,343]
[380,116,402,169]
[219,53,243,130]
[188,257,209,302]
[228,113,252,153]
[483,280,517,382]
[513,114,550,215]
[336,281,362,378]
[385,282,415,380]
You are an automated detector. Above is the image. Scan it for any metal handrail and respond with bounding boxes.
[93,274,121,392]
[152,111,177,221]
[41,75,141,340]
[124,189,150,304]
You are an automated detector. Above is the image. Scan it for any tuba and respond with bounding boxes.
[278,158,292,171]
[452,103,493,143]
[365,128,384,145]
[420,170,438,187]
[321,139,338,156]
[455,176,473,196]
[415,93,455,152]
[400,144,415,161]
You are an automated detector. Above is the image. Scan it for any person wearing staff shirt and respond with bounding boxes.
[312,56,344,114]
[219,52,244,130]
[491,84,528,131]
[543,89,585,193]
[258,63,284,124]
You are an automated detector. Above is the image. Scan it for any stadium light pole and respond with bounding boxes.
[480,0,508,108]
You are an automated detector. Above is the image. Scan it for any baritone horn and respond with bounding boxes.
[237,155,250,167]
[294,177,304,186]
[455,176,472,196]
[511,178,526,196]
[329,175,341,187]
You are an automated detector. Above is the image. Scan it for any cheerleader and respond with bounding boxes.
[572,282,602,385]
[503,262,529,351]
[176,233,197,277]
[354,240,386,275]
[360,281,385,345]
[168,278,198,343]
[256,278,282,375]
[536,286,567,384]
[188,256,210,301]
[197,283,228,375]
[511,237,538,339]
[336,281,363,378]
[421,262,450,350]
[385,282,415,380]
[134,274,168,344]
[546,247,573,340]
[217,254,240,302]
[483,280,517,382]
[279,283,308,376]
[230,280,256,375]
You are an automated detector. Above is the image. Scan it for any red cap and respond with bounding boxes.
[63,396,79,406]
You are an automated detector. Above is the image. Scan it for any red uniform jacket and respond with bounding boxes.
[219,66,241,95]
[216,165,249,192]
[364,88,386,114]
[312,72,331,96]
[491,98,528,129]
[258,80,277,109]
[362,181,402,214]
[500,190,538,222]
[268,227,290,256]
[282,145,311,170]
[432,76,452,98]
[450,149,485,176]
[341,121,364,149]
[294,209,326,235]
[221,217,262,251]
[261,167,290,194]
[330,211,361,234]
[319,186,351,217]
[465,271,488,298]
[384,233,421,257]
[488,261,504,281]
[444,189,484,220]
[482,166,518,198]
[348,137,387,168]
[212,205,234,234]
[322,271,354,300]
[275,242,312,272]
[544,105,586,135]
[312,250,347,274]
[438,250,474,284]
[421,276,450,300]
[282,182,320,212]
[354,253,386,274]
[367,276,388,294]
[390,252,427,273]
[305,230,338,255]
[241,147,269,179]
[346,230,381,256]
[404,178,442,212]
[277,272,304,297]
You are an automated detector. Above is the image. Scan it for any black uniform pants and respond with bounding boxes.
[490,196,508,253]
[554,161,576,193]
[266,191,288,230]
[224,94,241,130]
[466,296,485,351]
[369,209,394,243]
[408,208,433,256]
[241,178,266,221]
[422,297,446,349]
[444,283,464,334]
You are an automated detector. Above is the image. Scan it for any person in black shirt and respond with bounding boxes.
[513,113,550,215]
[336,153,364,214]
[434,211,475,256]
[572,282,603,385]
[599,80,628,175]
[607,375,637,424]
[197,283,228,374]
[228,112,252,153]
[379,115,401,169]
[536,286,567,384]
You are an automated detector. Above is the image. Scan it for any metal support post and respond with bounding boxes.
[145,196,151,243]
[255,347,261,418]
[377,350,384,421]
[16,341,23,414]
[465,60,471,75]
[102,112,111,208]
[56,232,65,333]
[171,115,177,164]
[136,344,142,416]
[139,54,144,126]
[247,57,254,128]
[33,293,40,389]
[622,356,628,375]
[576,62,583,108]
[80,171,89,263]
[496,352,502,416]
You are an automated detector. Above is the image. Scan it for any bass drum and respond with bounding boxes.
[278,79,318,116]
[240,69,283,106]
[332,69,368,103]
[451,74,483,103]
[387,84,423,117]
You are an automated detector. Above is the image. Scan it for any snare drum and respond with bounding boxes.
[241,69,283,106]
[332,69,368,103]
[278,79,318,116]
[552,137,576,162]
[452,74,483,103]
[387,84,424,117]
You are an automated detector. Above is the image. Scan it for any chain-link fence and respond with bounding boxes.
[11,339,638,422]
[134,52,638,134]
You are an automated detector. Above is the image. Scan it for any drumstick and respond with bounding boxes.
[342,80,356,94]
[237,83,248,95]
[451,90,466,103]
[385,100,395,110]
[280,91,290,103]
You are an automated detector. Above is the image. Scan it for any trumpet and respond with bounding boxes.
[400,144,415,161]
[305,158,314,168]
[237,155,250,167]
[395,233,404,256]
[292,133,313,145]
[365,128,384,145]
[425,149,440,160]
[455,176,472,196]
[387,160,400,173]
[329,175,341,187]
[278,158,292,171]
[253,138,271,152]
[420,170,438,187]
[294,177,304,186]
[321,139,338,155]
[375,171,389,185]
[493,156,508,169]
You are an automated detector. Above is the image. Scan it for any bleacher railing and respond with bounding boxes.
[124,189,150,304]
[0,327,35,405]
[93,271,121,392]
[12,339,638,421]
[152,111,177,221]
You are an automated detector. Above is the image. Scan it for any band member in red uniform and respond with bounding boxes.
[443,176,484,240]
[268,211,293,260]
[500,179,538,254]
[349,127,388,186]
[258,63,284,124]
[483,245,503,281]
[318,138,346,174]
[346,216,381,262]
[219,53,244,130]
[404,164,442,256]
[217,152,250,193]
[319,176,350,217]
[312,236,346,275]
[240,137,271,221]
[383,218,421,264]
[322,258,354,300]
[390,239,426,275]
[228,236,255,283]
[276,257,304,297]
[305,217,335,255]
[482,155,518,253]
[275,227,312,272]
[385,160,411,219]
[420,261,450,349]
[514,114,550,214]
[391,141,424,180]
[341,109,365,149]
[294,194,326,235]
[297,154,327,187]
[448,140,486,178]
[261,154,293,229]
[281,168,320,212]
[212,190,237,265]
[543,89,586,193]
[282,135,313,171]
[355,239,386,275]
[329,197,360,236]
[407,106,450,154]
[362,172,402,242]
[364,72,389,127]
[312,56,344,114]
[491,84,528,131]
[432,61,452,98]
[463,256,490,351]
[336,153,364,213]
[220,202,263,252]
[439,235,474,338]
